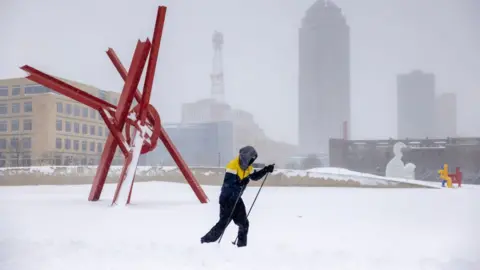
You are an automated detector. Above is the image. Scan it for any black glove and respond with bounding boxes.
[264,163,275,173]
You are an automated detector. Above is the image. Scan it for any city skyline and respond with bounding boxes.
[0,0,478,144]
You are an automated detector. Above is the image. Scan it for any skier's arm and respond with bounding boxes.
[249,164,275,181]
[249,168,268,181]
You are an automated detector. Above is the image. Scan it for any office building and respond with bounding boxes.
[298,0,351,154]
[434,93,457,138]
[0,77,121,167]
[397,70,435,139]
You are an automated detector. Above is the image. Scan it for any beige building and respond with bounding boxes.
[0,77,122,167]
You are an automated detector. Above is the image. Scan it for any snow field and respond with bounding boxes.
[0,182,479,270]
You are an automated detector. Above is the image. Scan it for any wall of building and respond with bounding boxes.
[329,137,480,184]
[140,121,234,167]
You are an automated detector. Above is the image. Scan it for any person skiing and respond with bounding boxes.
[200,145,275,247]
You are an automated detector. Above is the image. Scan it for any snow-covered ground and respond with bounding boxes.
[0,182,479,270]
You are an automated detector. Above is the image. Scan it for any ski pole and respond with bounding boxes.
[218,185,245,244]
[232,172,270,245]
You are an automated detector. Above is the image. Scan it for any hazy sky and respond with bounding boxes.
[1,0,479,144]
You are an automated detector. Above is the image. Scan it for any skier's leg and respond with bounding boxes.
[201,200,233,243]
[232,198,249,247]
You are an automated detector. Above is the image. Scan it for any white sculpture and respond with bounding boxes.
[404,163,416,180]
[385,142,416,179]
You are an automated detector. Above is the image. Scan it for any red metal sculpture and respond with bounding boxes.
[20,6,209,205]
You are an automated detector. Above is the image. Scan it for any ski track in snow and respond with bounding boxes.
[0,182,479,270]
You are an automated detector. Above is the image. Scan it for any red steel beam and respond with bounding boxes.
[88,39,151,201]
[139,6,166,124]
[106,49,143,105]
[119,6,166,204]
[98,109,129,156]
[158,127,209,203]
[115,40,151,129]
[20,65,116,111]
[106,48,155,125]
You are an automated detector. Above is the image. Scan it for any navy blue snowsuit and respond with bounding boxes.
[201,146,269,247]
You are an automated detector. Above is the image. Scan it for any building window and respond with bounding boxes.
[23,119,32,131]
[74,105,80,116]
[0,104,7,114]
[74,123,80,133]
[0,120,7,132]
[82,124,87,134]
[82,141,87,152]
[82,107,88,118]
[90,142,95,152]
[56,138,62,149]
[97,143,103,152]
[24,102,32,112]
[74,140,79,151]
[10,137,18,150]
[12,85,20,96]
[57,102,63,113]
[90,125,95,135]
[11,103,20,113]
[65,139,71,150]
[105,128,109,137]
[11,119,19,132]
[98,126,103,137]
[22,137,31,149]
[90,108,96,119]
[56,119,62,131]
[0,86,8,97]
[98,90,107,101]
[65,121,71,132]
[25,84,50,95]
[66,104,72,115]
[0,138,6,149]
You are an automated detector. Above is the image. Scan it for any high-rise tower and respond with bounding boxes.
[298,0,350,154]
[397,70,436,139]
[211,31,225,103]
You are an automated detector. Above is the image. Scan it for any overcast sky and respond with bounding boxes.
[0,0,479,144]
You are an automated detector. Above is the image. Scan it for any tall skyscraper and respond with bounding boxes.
[211,31,225,103]
[434,93,457,138]
[397,70,436,139]
[298,0,350,154]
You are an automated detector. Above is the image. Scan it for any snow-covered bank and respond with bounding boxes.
[0,165,445,188]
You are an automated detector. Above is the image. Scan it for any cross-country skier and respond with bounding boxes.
[200,145,275,247]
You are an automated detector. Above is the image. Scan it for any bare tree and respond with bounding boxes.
[0,151,6,167]
[37,151,55,166]
[8,138,23,167]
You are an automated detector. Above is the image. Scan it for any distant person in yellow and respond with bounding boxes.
[200,146,275,247]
